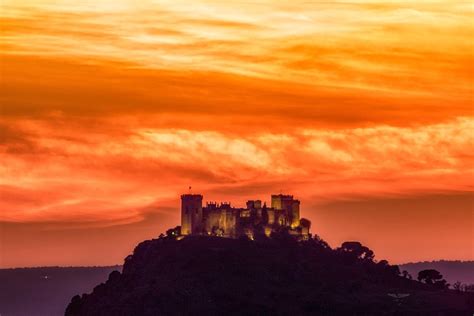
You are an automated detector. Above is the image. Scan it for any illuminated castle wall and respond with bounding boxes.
[181,194,311,240]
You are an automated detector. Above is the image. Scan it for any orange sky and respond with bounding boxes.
[0,0,473,268]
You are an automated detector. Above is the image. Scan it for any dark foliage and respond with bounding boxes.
[338,241,375,261]
[66,234,474,316]
[418,269,449,289]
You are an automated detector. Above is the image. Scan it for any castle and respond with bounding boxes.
[181,194,311,240]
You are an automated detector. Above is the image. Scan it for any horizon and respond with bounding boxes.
[2,256,474,271]
[0,260,474,270]
[1,0,473,268]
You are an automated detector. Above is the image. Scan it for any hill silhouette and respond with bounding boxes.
[66,233,474,315]
[1,261,472,315]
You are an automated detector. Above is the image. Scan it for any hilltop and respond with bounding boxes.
[65,234,473,315]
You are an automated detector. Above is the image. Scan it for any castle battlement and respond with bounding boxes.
[181,194,311,240]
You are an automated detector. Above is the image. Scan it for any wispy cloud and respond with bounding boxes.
[2,1,473,94]
[1,117,472,223]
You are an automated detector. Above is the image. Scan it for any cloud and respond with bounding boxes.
[1,116,472,224]
[2,54,472,130]
[2,0,473,98]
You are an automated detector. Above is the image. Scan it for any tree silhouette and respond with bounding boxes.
[452,281,462,292]
[339,241,375,261]
[417,269,449,288]
[166,226,181,238]
[312,234,330,249]
[465,284,474,292]
[402,270,412,280]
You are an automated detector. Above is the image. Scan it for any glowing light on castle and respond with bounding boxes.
[181,194,311,240]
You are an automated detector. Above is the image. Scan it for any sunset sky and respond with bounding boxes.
[1,0,473,268]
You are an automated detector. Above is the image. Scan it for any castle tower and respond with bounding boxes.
[271,194,300,227]
[290,199,300,228]
[181,194,203,235]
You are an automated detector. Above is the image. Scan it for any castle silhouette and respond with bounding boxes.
[181,194,311,240]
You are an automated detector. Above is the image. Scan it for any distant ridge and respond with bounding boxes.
[400,261,474,285]
[0,265,121,270]
[0,266,119,316]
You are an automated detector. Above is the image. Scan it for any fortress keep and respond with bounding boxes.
[181,194,311,240]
